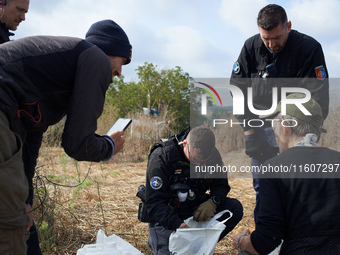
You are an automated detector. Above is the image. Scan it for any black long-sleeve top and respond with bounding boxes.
[251,147,340,254]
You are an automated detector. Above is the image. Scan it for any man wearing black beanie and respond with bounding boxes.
[86,19,132,65]
[0,19,131,254]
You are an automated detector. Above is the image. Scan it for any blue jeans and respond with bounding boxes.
[148,197,243,255]
[251,126,279,222]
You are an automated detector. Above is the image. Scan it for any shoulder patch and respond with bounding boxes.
[233,62,240,74]
[174,169,182,175]
[150,176,163,190]
[315,65,326,80]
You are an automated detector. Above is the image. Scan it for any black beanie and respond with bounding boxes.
[85,20,132,65]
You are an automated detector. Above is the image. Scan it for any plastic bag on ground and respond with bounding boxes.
[77,229,144,255]
[169,210,233,255]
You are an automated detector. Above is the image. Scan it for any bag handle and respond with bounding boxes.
[212,209,233,225]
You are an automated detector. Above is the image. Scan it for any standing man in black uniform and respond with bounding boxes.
[230,4,329,221]
[0,0,29,43]
[145,126,243,255]
[0,19,131,254]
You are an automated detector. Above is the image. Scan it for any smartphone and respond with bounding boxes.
[106,118,132,135]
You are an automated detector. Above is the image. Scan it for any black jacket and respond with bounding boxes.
[0,22,13,44]
[0,36,114,203]
[251,147,340,254]
[230,30,329,130]
[145,131,230,230]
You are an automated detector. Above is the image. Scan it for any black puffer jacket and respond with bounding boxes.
[0,36,114,203]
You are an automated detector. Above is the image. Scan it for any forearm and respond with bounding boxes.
[62,133,113,162]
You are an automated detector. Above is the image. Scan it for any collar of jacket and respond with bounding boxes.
[0,22,14,42]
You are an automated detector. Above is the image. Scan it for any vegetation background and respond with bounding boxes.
[32,63,339,254]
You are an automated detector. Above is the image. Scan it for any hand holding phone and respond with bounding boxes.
[106,118,132,136]
[106,118,132,154]
[110,130,125,155]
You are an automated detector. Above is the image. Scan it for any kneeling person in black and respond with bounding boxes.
[233,94,340,255]
[145,126,243,255]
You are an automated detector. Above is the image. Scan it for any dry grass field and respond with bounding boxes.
[33,145,255,255]
[33,95,340,254]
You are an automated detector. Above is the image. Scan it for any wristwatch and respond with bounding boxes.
[211,196,220,206]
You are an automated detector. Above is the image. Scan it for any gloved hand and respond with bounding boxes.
[193,199,216,222]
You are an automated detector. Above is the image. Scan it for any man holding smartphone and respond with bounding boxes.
[0,19,131,254]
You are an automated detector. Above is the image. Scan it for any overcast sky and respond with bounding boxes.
[13,0,340,82]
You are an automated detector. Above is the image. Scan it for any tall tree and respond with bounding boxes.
[105,62,192,131]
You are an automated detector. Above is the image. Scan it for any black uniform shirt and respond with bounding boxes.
[230,30,329,130]
[145,138,230,230]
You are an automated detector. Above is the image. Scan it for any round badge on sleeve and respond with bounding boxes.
[233,62,240,74]
[150,176,163,190]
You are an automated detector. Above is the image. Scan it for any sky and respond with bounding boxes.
[13,0,340,83]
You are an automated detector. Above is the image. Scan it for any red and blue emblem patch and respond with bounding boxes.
[315,65,326,80]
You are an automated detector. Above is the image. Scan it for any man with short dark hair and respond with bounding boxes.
[230,4,329,221]
[232,93,340,255]
[0,0,29,43]
[0,19,131,254]
[145,126,243,254]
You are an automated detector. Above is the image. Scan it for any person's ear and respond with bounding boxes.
[183,140,188,147]
[287,21,292,32]
[282,126,292,137]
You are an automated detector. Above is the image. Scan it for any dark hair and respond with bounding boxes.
[257,4,288,30]
[187,126,215,159]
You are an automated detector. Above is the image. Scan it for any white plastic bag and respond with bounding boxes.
[169,210,233,255]
[77,229,144,255]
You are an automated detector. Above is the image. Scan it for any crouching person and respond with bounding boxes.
[144,126,243,255]
[232,93,340,254]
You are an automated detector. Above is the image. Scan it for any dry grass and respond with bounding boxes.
[32,144,255,255]
[34,100,340,254]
